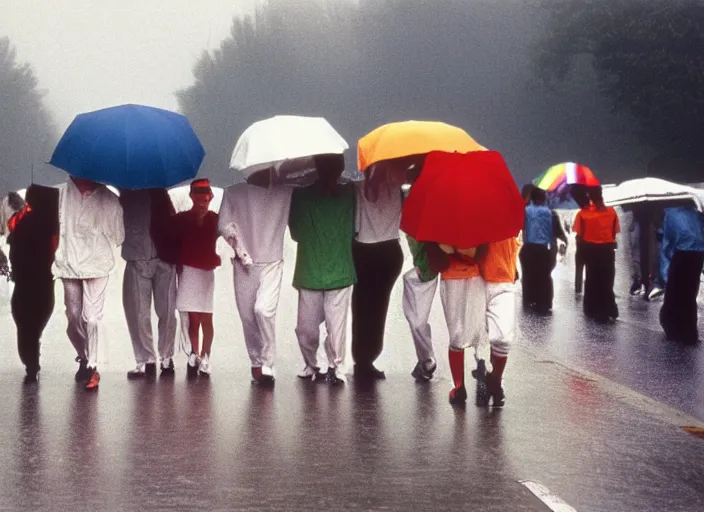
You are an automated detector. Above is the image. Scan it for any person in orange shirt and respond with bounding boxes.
[429,244,487,406]
[476,237,520,407]
[572,186,620,321]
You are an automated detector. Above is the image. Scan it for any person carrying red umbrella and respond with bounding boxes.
[401,151,524,405]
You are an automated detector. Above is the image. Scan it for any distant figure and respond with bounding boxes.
[659,205,704,343]
[520,187,556,314]
[163,179,221,378]
[623,203,664,299]
[120,188,178,379]
[218,178,293,387]
[0,191,26,278]
[571,185,590,294]
[351,168,405,381]
[53,177,124,390]
[479,237,520,407]
[573,186,619,322]
[289,157,356,385]
[7,185,59,383]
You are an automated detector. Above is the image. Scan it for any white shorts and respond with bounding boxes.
[176,265,215,313]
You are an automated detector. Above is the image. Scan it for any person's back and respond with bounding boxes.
[660,205,704,342]
[524,203,553,246]
[664,207,704,252]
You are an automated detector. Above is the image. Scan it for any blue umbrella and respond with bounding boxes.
[49,104,205,189]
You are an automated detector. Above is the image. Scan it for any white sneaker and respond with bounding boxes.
[198,354,211,376]
[649,287,665,301]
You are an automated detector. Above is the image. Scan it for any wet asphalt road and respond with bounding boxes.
[1,234,703,511]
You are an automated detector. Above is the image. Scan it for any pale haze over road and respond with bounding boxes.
[0,0,257,131]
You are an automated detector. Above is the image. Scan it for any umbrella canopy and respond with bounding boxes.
[401,151,524,249]
[603,177,704,211]
[49,104,205,190]
[229,115,348,185]
[534,162,600,193]
[357,121,485,172]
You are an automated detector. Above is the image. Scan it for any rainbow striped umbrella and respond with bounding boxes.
[533,162,600,193]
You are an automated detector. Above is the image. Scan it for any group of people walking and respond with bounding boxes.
[519,183,704,342]
[5,165,702,404]
[4,158,517,408]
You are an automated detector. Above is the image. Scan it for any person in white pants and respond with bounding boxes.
[289,158,355,384]
[435,245,487,406]
[218,182,293,386]
[402,234,440,381]
[120,189,178,379]
[53,177,124,390]
[479,238,520,407]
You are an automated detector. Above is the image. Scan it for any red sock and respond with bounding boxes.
[448,349,465,389]
[490,351,508,381]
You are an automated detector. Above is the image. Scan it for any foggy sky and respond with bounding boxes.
[0,0,256,132]
[1,0,654,188]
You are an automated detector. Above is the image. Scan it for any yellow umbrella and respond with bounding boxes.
[357,120,485,171]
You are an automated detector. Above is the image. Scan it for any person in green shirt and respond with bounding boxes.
[401,183,440,382]
[289,155,356,385]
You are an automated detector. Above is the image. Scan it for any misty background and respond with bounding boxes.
[1,0,702,194]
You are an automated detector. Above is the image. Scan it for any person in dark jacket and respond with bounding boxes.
[120,189,179,379]
[8,185,59,383]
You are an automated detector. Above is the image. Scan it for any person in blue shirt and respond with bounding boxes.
[659,204,704,343]
[520,187,566,314]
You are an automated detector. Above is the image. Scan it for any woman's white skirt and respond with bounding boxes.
[176,265,215,313]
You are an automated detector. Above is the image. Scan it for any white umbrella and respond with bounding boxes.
[604,177,704,211]
[229,115,348,184]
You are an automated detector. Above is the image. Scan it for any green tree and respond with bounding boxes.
[536,0,704,171]
[0,37,56,194]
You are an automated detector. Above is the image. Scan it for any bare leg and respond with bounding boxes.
[201,313,214,356]
[187,312,201,355]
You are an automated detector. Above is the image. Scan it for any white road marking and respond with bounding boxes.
[519,480,577,512]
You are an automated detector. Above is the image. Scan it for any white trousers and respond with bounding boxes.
[233,259,284,370]
[486,282,516,356]
[402,269,438,363]
[63,277,109,368]
[295,286,352,370]
[440,276,487,351]
[123,259,177,364]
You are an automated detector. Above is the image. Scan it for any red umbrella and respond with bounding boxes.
[401,151,524,249]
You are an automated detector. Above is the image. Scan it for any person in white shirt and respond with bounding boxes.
[218,182,293,386]
[120,189,178,380]
[352,170,405,380]
[53,177,124,390]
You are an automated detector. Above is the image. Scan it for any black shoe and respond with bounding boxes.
[326,367,346,385]
[449,386,468,405]
[471,359,490,407]
[24,371,38,384]
[145,362,157,378]
[411,359,437,382]
[354,364,386,381]
[160,358,175,376]
[485,372,505,407]
[74,357,90,382]
[629,282,642,296]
